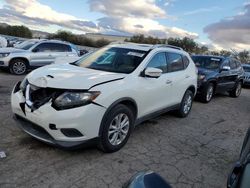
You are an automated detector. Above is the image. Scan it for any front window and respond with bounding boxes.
[75,47,147,74]
[192,56,222,70]
[243,66,250,72]
[15,41,38,50]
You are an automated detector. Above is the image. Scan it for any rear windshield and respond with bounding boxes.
[75,46,147,74]
[192,56,222,70]
[243,66,250,72]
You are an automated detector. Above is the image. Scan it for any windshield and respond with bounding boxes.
[243,66,250,72]
[75,46,147,74]
[15,41,38,50]
[192,56,222,70]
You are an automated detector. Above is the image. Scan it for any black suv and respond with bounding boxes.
[192,55,244,103]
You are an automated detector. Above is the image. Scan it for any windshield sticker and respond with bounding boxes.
[211,58,220,61]
[127,52,145,57]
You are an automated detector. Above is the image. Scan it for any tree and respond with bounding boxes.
[238,50,249,64]
[0,25,32,38]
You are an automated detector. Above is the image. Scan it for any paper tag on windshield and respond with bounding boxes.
[211,58,220,61]
[127,52,145,57]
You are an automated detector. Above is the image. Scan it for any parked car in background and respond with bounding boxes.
[0,39,79,75]
[11,43,197,152]
[242,64,250,86]
[191,55,244,103]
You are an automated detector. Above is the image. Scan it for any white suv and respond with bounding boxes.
[11,43,197,152]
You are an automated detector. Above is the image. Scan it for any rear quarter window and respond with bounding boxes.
[167,52,184,72]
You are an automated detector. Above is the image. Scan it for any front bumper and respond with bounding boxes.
[14,114,98,148]
[243,79,250,86]
[0,57,10,67]
[11,83,106,148]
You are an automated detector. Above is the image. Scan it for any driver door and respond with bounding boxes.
[137,52,173,117]
[29,42,55,67]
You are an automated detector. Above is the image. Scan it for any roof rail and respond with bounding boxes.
[152,44,183,51]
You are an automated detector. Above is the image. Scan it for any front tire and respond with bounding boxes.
[9,59,28,75]
[200,83,214,103]
[99,104,134,153]
[229,81,242,98]
[176,90,194,118]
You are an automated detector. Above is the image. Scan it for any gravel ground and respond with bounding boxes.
[0,69,250,188]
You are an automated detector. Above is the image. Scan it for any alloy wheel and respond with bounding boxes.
[206,85,214,102]
[13,61,26,75]
[183,94,192,114]
[108,113,130,146]
[236,82,242,96]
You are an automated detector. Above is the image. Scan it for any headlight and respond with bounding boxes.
[53,91,101,110]
[198,74,206,80]
[0,53,10,58]
[20,77,28,91]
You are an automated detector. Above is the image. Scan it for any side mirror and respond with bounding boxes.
[144,67,162,78]
[221,66,231,72]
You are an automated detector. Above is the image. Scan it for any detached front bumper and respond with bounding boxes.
[11,82,106,148]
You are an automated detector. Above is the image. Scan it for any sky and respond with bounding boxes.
[0,0,249,50]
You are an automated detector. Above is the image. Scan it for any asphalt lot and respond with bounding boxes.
[0,69,250,188]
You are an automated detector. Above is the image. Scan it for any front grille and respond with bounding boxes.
[25,84,62,111]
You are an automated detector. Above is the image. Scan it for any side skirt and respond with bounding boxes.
[135,104,180,126]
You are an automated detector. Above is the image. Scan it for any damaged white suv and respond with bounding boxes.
[11,43,197,152]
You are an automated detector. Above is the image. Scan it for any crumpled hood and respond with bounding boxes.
[0,47,26,53]
[27,64,125,90]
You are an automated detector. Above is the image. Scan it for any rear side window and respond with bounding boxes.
[49,43,72,52]
[167,52,184,72]
[146,52,168,73]
[183,55,190,68]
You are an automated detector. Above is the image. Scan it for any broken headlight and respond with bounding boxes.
[53,91,100,110]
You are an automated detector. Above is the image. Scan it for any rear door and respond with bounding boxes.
[165,52,188,104]
[49,43,75,63]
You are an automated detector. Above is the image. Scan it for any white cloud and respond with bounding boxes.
[183,6,221,16]
[204,3,250,50]
[0,0,198,39]
[89,0,166,18]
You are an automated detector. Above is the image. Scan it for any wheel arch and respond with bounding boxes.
[9,57,30,67]
[98,97,138,136]
[186,85,196,96]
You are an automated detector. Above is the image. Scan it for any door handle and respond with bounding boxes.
[166,80,172,84]
[185,75,190,78]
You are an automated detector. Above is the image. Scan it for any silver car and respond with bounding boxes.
[0,39,79,75]
[243,64,250,86]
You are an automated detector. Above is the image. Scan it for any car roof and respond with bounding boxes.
[192,55,225,60]
[109,42,184,53]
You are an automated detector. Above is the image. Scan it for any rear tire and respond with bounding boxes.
[200,83,214,103]
[9,59,28,75]
[229,81,242,98]
[175,90,194,118]
[98,104,134,153]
